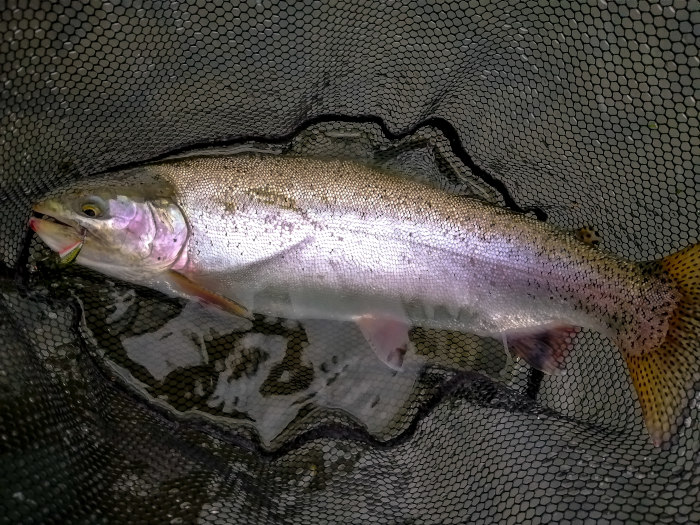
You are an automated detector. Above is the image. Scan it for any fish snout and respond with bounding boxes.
[28,215,84,257]
[32,199,60,217]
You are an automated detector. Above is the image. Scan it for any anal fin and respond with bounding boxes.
[166,270,252,319]
[355,315,412,371]
[505,325,579,374]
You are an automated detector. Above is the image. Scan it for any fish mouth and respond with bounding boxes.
[29,206,86,262]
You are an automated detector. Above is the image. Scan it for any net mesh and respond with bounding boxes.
[1,1,699,523]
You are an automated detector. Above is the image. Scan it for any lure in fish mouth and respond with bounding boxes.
[30,205,86,264]
[27,154,700,446]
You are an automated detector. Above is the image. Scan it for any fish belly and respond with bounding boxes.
[184,210,594,337]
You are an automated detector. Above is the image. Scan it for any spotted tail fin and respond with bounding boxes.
[625,243,700,446]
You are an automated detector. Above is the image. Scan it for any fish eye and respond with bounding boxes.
[80,197,106,218]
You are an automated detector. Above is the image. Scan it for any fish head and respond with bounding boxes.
[29,184,189,276]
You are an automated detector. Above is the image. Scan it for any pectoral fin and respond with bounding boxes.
[355,315,412,371]
[166,270,252,319]
[505,324,579,374]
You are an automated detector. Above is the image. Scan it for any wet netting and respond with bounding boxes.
[1,1,699,523]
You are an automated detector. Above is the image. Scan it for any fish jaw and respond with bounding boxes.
[33,199,65,218]
[29,216,84,259]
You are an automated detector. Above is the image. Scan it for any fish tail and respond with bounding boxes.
[624,243,700,445]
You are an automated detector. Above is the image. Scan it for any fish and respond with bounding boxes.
[28,153,699,446]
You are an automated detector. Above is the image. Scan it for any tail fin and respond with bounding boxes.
[625,243,700,446]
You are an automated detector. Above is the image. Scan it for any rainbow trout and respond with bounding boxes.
[29,154,699,445]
